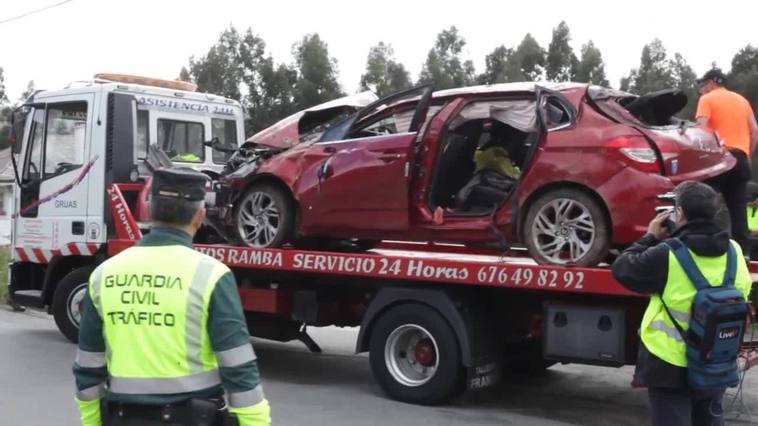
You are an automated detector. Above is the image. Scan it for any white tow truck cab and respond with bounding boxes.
[8,74,245,314]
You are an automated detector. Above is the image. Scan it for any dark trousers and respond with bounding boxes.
[648,387,726,426]
[712,148,752,254]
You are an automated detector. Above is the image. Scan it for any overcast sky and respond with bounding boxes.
[1,0,756,102]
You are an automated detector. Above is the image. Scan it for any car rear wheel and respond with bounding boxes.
[524,188,609,266]
[235,184,295,247]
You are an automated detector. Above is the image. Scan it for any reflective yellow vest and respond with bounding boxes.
[640,240,751,367]
[89,245,228,394]
[748,207,758,232]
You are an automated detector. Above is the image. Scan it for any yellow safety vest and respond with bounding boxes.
[89,245,229,394]
[639,240,751,367]
[748,207,758,232]
[474,146,521,179]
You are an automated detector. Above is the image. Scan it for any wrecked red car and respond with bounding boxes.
[215,83,735,266]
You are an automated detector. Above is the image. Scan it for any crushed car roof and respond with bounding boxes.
[433,81,587,98]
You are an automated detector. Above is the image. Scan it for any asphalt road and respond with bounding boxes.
[1,306,757,425]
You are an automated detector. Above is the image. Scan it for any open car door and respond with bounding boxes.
[297,85,434,234]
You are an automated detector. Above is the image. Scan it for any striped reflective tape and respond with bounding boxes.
[216,343,256,368]
[76,349,106,369]
[108,369,221,394]
[76,383,106,401]
[649,320,684,342]
[229,385,265,408]
[185,258,217,373]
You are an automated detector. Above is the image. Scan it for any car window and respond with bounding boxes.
[24,109,45,181]
[44,102,87,178]
[158,119,204,163]
[212,118,238,163]
[352,105,443,139]
[543,97,571,129]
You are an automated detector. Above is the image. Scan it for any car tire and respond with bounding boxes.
[52,266,94,344]
[235,183,296,248]
[369,303,465,405]
[523,188,609,266]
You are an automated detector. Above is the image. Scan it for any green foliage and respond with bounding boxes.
[478,45,521,84]
[513,33,547,82]
[576,41,609,86]
[729,44,758,121]
[293,33,344,108]
[546,21,578,82]
[359,42,412,97]
[418,26,476,89]
[621,39,698,118]
[0,68,8,105]
[0,247,8,304]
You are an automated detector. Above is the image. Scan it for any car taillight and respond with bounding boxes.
[605,136,660,173]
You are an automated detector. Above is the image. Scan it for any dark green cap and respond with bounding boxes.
[151,167,208,201]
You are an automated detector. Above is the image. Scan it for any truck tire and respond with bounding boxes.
[53,267,94,343]
[524,188,609,266]
[235,183,296,248]
[369,303,465,405]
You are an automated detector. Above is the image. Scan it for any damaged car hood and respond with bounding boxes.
[246,91,378,149]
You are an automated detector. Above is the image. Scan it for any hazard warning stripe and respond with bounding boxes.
[14,243,101,264]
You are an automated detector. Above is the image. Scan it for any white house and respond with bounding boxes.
[0,148,15,245]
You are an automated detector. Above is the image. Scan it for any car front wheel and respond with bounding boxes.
[235,184,295,247]
[524,188,609,266]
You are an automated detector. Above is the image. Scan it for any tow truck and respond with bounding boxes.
[6,75,758,405]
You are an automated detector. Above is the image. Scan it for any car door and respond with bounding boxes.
[297,85,433,233]
[14,94,96,253]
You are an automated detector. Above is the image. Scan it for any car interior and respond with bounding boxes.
[428,99,540,215]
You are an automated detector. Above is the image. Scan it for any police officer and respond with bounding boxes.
[612,181,752,426]
[73,168,271,426]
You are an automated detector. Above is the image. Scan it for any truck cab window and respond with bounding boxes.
[158,119,204,163]
[44,102,87,178]
[136,110,149,159]
[24,109,46,181]
[211,118,237,164]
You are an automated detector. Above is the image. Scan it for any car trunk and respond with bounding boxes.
[588,86,735,181]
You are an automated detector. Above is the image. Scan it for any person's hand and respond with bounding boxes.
[647,212,671,240]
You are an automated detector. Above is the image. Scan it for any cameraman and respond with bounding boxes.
[612,181,752,426]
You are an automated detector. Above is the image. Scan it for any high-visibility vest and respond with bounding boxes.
[88,245,229,395]
[748,207,758,232]
[639,240,750,367]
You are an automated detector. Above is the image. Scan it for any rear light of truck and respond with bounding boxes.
[604,136,662,174]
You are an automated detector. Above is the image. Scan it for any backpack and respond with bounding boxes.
[663,238,749,390]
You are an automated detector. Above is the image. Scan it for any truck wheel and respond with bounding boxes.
[235,183,296,247]
[53,267,94,343]
[524,188,609,266]
[369,304,464,405]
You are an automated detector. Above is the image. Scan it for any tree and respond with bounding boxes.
[178,67,191,83]
[247,58,298,133]
[418,26,476,89]
[622,39,676,94]
[513,33,547,81]
[575,41,609,86]
[670,53,698,118]
[478,45,521,84]
[622,39,699,118]
[359,42,412,97]
[292,33,344,108]
[186,26,266,101]
[0,67,8,105]
[546,21,578,82]
[19,80,35,103]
